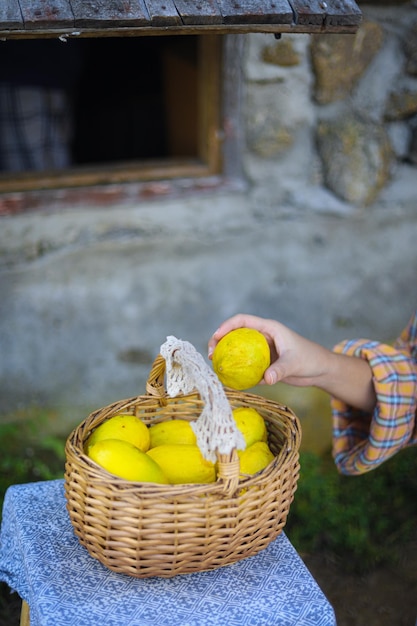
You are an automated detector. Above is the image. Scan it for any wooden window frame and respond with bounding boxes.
[0,35,245,215]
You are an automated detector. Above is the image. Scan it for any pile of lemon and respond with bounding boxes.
[86,328,275,485]
[85,407,274,485]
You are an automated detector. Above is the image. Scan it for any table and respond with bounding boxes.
[0,480,336,626]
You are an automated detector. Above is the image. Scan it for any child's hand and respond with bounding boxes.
[208,313,376,412]
[208,313,330,387]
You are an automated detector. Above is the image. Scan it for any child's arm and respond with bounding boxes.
[208,313,376,412]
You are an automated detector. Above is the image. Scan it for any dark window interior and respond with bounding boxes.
[73,37,170,164]
[73,36,198,165]
[0,36,199,174]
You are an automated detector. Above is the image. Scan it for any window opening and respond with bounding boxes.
[0,34,223,198]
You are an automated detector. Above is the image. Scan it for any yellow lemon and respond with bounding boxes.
[149,419,197,448]
[88,439,169,483]
[238,441,275,476]
[85,414,150,453]
[212,328,270,390]
[147,444,216,484]
[233,407,268,448]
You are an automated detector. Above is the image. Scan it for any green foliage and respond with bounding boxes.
[286,447,417,572]
[0,416,67,624]
[0,418,66,522]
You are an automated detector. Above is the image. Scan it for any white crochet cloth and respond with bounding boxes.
[160,336,245,462]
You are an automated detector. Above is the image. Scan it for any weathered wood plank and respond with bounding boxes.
[71,0,150,28]
[218,0,293,25]
[0,0,24,30]
[291,0,361,26]
[18,0,75,30]
[290,0,325,25]
[143,0,181,26]
[1,0,361,34]
[325,0,362,27]
[173,0,222,26]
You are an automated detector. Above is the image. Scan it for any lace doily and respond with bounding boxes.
[160,336,245,462]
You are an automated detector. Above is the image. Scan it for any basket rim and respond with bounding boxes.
[65,387,301,497]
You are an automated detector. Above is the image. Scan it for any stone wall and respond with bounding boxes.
[1,3,417,433]
[244,3,417,208]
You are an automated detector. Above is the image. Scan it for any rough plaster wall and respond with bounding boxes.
[1,4,417,430]
[1,192,416,428]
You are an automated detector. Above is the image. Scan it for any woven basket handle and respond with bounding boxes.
[146,337,245,494]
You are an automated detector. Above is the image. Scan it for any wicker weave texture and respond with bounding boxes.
[64,356,301,578]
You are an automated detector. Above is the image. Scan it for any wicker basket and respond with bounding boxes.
[64,349,301,579]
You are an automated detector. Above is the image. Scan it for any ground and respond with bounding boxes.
[303,534,417,626]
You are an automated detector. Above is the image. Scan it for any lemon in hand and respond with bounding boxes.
[147,444,216,484]
[238,441,275,476]
[149,419,197,448]
[233,407,268,448]
[212,328,270,390]
[85,414,150,453]
[88,439,169,483]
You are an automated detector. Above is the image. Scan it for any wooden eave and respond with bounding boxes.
[1,0,362,39]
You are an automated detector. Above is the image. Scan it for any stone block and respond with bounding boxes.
[316,113,393,205]
[311,21,384,104]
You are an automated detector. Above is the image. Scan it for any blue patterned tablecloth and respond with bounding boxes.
[0,480,336,626]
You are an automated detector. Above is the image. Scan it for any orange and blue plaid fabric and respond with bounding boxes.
[331,310,417,475]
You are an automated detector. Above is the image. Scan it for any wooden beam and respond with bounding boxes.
[0,24,362,39]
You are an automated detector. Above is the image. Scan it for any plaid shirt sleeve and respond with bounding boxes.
[331,311,417,475]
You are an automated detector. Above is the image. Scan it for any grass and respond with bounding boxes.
[286,445,417,572]
[0,418,66,514]
[0,416,66,625]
